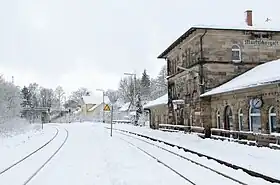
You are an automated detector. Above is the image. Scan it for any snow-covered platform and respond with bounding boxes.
[112,123,280,181]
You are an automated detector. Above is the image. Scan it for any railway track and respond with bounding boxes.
[106,127,280,184]
[0,127,69,185]
[0,127,59,175]
[117,131,248,185]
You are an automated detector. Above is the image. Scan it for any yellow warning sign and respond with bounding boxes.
[103,104,110,111]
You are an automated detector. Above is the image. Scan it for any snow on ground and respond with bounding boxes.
[0,124,57,174]
[1,121,279,184]
[0,126,65,184]
[115,131,274,185]
[29,122,187,185]
[111,123,280,180]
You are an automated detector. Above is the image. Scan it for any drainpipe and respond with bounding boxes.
[199,29,211,138]
[199,29,207,94]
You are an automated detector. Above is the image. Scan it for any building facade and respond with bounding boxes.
[143,94,168,129]
[158,10,280,133]
[199,58,280,141]
[208,84,280,134]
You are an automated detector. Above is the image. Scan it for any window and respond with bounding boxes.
[224,105,233,130]
[238,108,244,130]
[249,107,261,132]
[216,110,221,128]
[231,44,241,63]
[269,106,277,133]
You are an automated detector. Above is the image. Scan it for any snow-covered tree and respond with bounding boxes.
[28,83,40,108]
[39,88,54,107]
[140,69,151,101]
[20,86,32,108]
[0,75,23,123]
[106,89,119,103]
[54,86,65,109]
[69,87,91,105]
[150,65,168,100]
[118,77,134,103]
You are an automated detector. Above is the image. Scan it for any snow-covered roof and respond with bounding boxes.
[200,59,280,97]
[158,23,280,58]
[144,94,168,109]
[88,104,100,112]
[192,24,280,32]
[119,102,131,112]
[82,95,110,105]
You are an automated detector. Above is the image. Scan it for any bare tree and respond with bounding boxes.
[40,88,54,107]
[28,83,40,108]
[106,89,119,103]
[150,65,168,99]
[69,87,91,105]
[54,86,65,109]
[118,77,134,103]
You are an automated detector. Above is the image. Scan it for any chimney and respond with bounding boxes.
[245,10,253,26]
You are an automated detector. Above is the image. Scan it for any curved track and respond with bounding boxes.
[117,131,247,185]
[23,128,69,184]
[0,127,69,185]
[108,127,280,184]
[0,127,59,175]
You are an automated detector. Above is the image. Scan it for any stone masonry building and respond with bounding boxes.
[157,10,280,137]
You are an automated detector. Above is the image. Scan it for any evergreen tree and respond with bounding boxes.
[20,86,32,108]
[140,69,151,101]
[20,86,32,118]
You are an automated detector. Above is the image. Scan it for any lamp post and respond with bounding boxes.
[124,72,137,109]
[96,89,105,123]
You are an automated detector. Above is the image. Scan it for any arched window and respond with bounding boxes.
[269,106,277,133]
[216,110,221,128]
[238,108,244,131]
[224,105,233,130]
[249,107,261,132]
[232,44,241,63]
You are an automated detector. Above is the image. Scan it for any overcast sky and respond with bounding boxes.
[0,0,279,95]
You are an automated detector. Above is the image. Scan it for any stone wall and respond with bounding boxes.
[150,104,168,129]
[203,29,280,63]
[207,84,280,134]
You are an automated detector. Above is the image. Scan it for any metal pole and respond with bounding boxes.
[41,112,43,130]
[102,91,105,123]
[133,74,136,108]
[110,105,113,137]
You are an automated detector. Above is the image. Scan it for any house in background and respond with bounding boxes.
[144,94,168,129]
[118,102,132,120]
[87,96,111,122]
[80,95,104,121]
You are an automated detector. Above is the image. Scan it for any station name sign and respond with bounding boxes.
[244,39,279,47]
